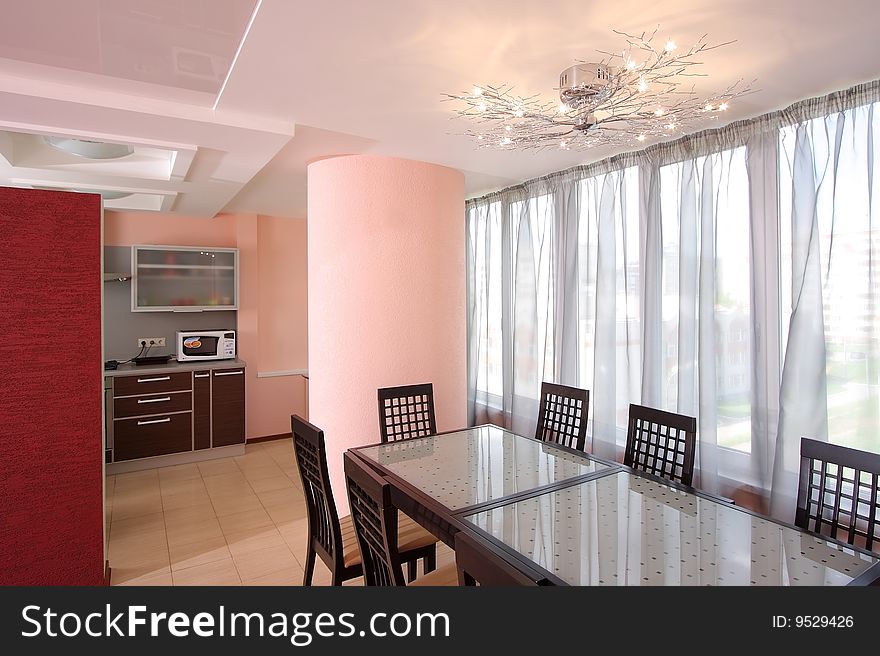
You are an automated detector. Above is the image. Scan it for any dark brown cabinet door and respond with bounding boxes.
[193,371,211,450]
[211,368,245,447]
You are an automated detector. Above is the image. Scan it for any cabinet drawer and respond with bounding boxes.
[114,391,192,419]
[113,413,192,461]
[114,372,191,397]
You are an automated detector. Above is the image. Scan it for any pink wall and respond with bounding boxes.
[105,211,308,439]
[308,155,466,514]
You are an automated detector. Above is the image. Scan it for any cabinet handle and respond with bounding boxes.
[137,417,171,426]
[214,371,243,376]
[137,396,171,404]
[137,376,171,383]
[194,373,210,378]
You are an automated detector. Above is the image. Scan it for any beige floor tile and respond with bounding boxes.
[197,458,240,477]
[234,451,276,466]
[232,544,300,581]
[247,475,295,494]
[203,472,252,496]
[163,502,216,527]
[169,536,232,571]
[210,492,263,517]
[242,564,304,586]
[157,463,202,484]
[256,487,303,509]
[264,500,308,529]
[115,468,159,487]
[108,540,169,570]
[111,493,164,520]
[240,463,285,481]
[159,477,207,496]
[165,516,224,548]
[110,511,166,541]
[161,489,213,512]
[225,526,288,558]
[172,558,241,586]
[217,507,274,535]
[113,564,172,586]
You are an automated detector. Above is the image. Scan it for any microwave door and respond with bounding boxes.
[181,335,219,359]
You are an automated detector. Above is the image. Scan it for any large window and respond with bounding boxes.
[466,84,880,505]
[778,107,880,452]
[659,148,752,452]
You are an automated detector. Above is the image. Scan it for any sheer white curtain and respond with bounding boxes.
[467,80,880,519]
[771,98,880,519]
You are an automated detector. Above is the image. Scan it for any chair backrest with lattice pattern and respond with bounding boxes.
[796,437,880,552]
[623,404,697,486]
[377,383,437,443]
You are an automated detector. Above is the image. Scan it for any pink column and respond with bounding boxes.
[308,155,466,513]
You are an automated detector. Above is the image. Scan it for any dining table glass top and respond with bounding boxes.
[464,469,880,586]
[354,424,611,511]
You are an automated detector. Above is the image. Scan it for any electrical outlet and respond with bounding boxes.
[137,337,166,348]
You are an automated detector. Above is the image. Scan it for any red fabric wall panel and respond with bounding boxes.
[0,187,103,585]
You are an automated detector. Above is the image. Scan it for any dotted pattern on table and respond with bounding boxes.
[357,427,605,510]
[466,471,878,586]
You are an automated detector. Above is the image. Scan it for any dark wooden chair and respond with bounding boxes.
[624,403,697,486]
[796,437,880,552]
[377,383,437,443]
[455,530,545,586]
[534,381,590,452]
[291,415,438,585]
[344,452,457,586]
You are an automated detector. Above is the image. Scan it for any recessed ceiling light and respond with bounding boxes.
[43,137,134,160]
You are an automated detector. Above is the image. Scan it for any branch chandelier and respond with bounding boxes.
[445,27,754,151]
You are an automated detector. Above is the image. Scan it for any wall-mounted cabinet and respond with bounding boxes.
[132,245,238,312]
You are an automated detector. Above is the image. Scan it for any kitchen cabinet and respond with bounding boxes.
[106,361,246,471]
[131,245,238,312]
[193,370,211,450]
[211,368,246,447]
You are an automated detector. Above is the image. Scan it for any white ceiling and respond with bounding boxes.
[0,0,878,217]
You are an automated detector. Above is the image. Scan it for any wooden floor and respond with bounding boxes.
[106,439,454,585]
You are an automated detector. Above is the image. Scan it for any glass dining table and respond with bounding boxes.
[350,424,880,586]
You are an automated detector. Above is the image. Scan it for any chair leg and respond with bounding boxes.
[407,559,417,582]
[423,547,437,574]
[302,546,316,586]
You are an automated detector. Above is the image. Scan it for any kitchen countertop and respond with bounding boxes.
[104,358,246,377]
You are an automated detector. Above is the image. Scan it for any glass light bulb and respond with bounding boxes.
[501,137,512,145]
[505,125,512,131]
[472,86,483,97]
[476,102,487,113]
[626,59,637,70]
[558,103,568,114]
[654,107,664,117]
[637,134,646,142]
[638,76,647,93]
[514,109,524,118]
[704,103,714,111]
[666,123,676,130]
[665,40,677,52]
[719,102,729,111]
[560,140,567,149]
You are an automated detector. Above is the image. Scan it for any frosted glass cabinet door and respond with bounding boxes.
[132,245,238,311]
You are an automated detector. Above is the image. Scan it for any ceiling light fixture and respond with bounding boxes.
[44,137,134,160]
[444,26,753,150]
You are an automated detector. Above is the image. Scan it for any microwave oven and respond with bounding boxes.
[176,330,236,361]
